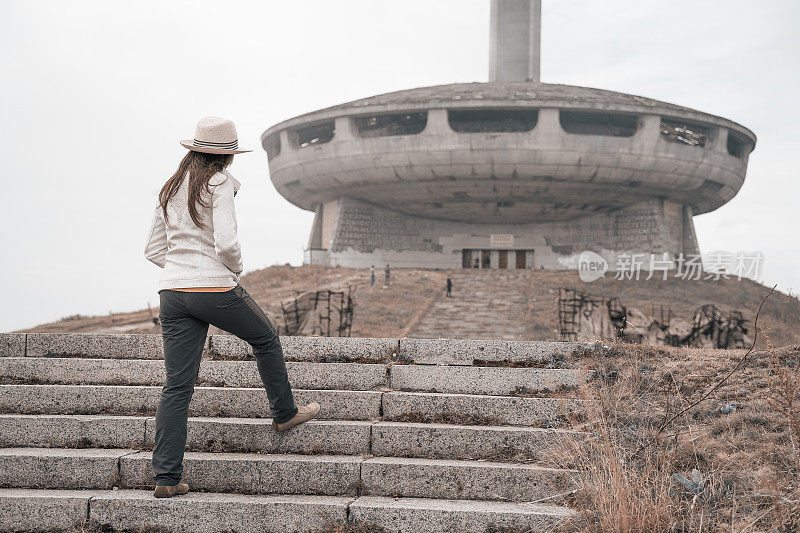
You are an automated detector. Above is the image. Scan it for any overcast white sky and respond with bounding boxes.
[0,1,798,332]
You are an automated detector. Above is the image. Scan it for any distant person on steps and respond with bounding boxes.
[446,275,453,298]
[144,117,320,499]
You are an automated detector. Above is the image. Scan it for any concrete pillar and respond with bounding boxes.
[632,114,661,150]
[533,108,562,144]
[278,129,293,152]
[709,126,728,154]
[334,116,355,141]
[424,109,450,135]
[489,0,541,82]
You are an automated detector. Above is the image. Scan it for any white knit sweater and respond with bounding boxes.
[145,170,243,290]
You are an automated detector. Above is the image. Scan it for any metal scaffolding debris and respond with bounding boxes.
[556,288,749,349]
[280,285,355,337]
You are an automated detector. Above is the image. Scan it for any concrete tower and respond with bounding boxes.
[489,0,541,82]
[261,1,755,271]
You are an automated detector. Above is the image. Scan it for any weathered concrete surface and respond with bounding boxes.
[145,417,371,455]
[349,496,572,533]
[361,456,575,501]
[90,490,352,533]
[209,334,398,362]
[0,384,382,420]
[0,414,146,448]
[390,364,582,395]
[382,391,581,427]
[25,333,168,359]
[0,357,386,390]
[0,448,135,489]
[371,421,576,461]
[0,333,25,357]
[0,488,97,532]
[120,452,362,495]
[399,337,589,365]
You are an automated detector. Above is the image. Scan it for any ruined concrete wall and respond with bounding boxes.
[320,197,696,270]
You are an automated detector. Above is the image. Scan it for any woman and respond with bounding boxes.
[144,116,320,498]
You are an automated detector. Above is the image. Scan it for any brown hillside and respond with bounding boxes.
[20,266,800,347]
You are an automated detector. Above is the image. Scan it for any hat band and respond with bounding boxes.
[193,138,239,150]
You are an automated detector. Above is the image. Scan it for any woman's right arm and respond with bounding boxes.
[210,175,244,275]
[144,206,168,268]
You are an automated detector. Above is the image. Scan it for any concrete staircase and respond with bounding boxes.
[0,333,589,533]
[410,270,532,340]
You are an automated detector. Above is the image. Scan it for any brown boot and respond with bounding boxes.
[153,482,190,498]
[272,403,321,432]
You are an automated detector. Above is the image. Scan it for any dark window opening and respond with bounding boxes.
[448,109,538,133]
[559,111,638,137]
[660,118,707,148]
[264,134,281,159]
[354,112,427,138]
[727,131,745,159]
[292,121,335,148]
[496,200,514,207]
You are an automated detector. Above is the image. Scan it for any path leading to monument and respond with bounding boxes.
[410,270,532,340]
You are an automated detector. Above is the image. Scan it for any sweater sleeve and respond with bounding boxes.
[210,174,244,274]
[144,205,168,268]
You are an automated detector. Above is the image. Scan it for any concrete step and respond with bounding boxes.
[0,357,387,390]
[120,451,362,496]
[383,391,581,427]
[350,496,572,532]
[1,333,590,365]
[0,415,581,462]
[0,385,578,426]
[360,456,576,501]
[0,448,136,490]
[0,414,372,456]
[0,384,381,420]
[372,421,577,462]
[0,489,572,533]
[0,356,581,396]
[0,488,352,533]
[0,448,576,502]
[390,364,582,396]
[6,332,399,362]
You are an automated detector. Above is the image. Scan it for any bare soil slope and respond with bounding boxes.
[20,266,800,347]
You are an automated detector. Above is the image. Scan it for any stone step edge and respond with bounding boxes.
[0,446,580,474]
[0,413,586,433]
[0,356,586,395]
[0,332,593,365]
[0,383,584,401]
[0,488,574,532]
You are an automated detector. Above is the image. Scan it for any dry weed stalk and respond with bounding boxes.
[764,335,800,530]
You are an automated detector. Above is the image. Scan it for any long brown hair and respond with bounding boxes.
[159,151,234,228]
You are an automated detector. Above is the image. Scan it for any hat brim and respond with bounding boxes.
[180,140,252,154]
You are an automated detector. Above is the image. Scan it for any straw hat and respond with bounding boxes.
[180,116,252,154]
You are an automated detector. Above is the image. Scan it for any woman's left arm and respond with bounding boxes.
[144,206,168,268]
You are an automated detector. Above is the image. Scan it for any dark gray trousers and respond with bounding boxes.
[153,284,298,486]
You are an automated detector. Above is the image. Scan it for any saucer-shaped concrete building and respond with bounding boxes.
[262,0,755,270]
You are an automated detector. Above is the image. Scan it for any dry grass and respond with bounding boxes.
[549,340,800,532]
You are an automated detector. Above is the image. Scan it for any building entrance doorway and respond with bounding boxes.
[481,250,491,268]
[461,249,472,268]
[515,250,526,269]
[460,249,532,269]
[498,250,508,269]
